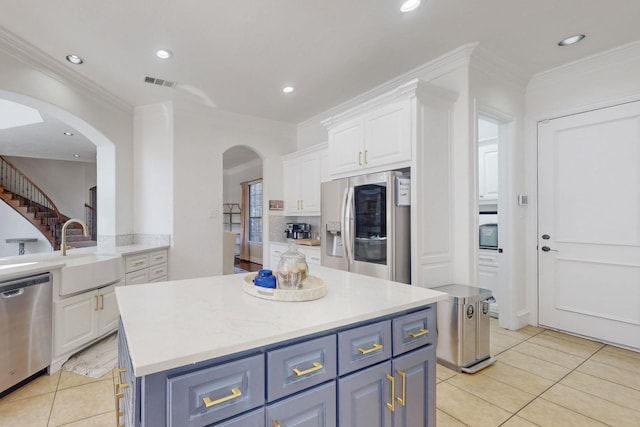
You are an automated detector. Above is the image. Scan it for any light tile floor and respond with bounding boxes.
[437,318,640,426]
[1,318,639,426]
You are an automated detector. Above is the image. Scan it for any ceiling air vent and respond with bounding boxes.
[144,75,176,89]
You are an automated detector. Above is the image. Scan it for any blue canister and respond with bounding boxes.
[254,269,276,288]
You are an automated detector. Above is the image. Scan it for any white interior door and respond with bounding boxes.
[538,101,640,350]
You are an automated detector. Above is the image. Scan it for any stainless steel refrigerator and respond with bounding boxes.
[321,170,411,284]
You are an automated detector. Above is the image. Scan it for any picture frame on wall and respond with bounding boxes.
[269,200,284,210]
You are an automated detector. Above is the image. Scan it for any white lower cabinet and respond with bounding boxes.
[124,249,168,284]
[117,305,436,427]
[54,282,121,356]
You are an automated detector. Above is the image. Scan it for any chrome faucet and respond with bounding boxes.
[61,219,89,256]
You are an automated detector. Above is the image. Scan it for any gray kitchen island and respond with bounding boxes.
[115,265,447,427]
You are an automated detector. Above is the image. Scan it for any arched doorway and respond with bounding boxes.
[0,91,117,254]
[222,146,263,273]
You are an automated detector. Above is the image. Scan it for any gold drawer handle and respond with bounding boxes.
[293,361,323,376]
[386,374,395,412]
[396,369,406,406]
[116,383,129,390]
[273,421,281,427]
[202,387,242,408]
[117,367,126,383]
[358,342,383,355]
[407,328,429,338]
[115,390,124,427]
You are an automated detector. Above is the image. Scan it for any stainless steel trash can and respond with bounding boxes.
[432,284,496,373]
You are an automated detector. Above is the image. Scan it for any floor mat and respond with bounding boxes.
[62,332,118,379]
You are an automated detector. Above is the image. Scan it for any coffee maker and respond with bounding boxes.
[285,223,311,239]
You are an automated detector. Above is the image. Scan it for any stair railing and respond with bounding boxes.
[0,155,66,228]
[84,203,97,240]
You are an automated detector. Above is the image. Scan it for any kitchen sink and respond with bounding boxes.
[59,254,124,296]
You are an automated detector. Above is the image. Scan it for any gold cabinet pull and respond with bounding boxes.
[99,294,104,310]
[293,361,323,376]
[386,374,395,412]
[396,370,406,406]
[115,389,124,427]
[407,328,429,338]
[273,421,281,427]
[357,342,383,354]
[117,367,126,383]
[94,295,99,311]
[202,387,242,408]
[116,382,129,390]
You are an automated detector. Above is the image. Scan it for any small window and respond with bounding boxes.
[249,181,262,243]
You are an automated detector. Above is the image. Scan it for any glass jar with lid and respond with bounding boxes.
[276,244,309,289]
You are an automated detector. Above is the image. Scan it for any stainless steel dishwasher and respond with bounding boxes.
[0,272,52,394]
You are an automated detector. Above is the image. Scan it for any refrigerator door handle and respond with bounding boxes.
[343,186,354,266]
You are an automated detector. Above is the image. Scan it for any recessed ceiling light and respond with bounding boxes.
[400,0,421,13]
[282,86,295,94]
[155,49,172,59]
[66,54,84,65]
[63,132,74,136]
[558,34,586,46]
[73,154,80,158]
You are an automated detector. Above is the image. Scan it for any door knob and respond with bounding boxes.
[541,246,558,252]
[542,234,550,240]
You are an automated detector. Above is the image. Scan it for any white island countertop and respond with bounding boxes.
[116,265,448,376]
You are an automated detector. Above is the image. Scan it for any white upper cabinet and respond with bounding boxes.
[324,85,414,179]
[283,144,326,215]
[363,99,411,169]
[478,140,498,203]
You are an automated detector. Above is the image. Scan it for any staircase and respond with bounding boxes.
[0,156,96,250]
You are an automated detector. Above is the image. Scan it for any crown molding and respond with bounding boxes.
[0,26,132,113]
[529,40,640,90]
[315,43,477,128]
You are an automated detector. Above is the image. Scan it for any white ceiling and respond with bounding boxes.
[1,0,640,162]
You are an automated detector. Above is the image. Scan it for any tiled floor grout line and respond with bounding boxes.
[504,333,612,426]
[436,326,548,426]
[45,371,62,427]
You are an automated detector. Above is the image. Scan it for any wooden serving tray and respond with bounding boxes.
[242,273,327,302]
[292,239,321,246]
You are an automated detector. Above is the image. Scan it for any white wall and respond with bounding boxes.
[133,102,173,238]
[0,203,52,256]
[524,40,640,326]
[170,106,295,279]
[6,156,96,219]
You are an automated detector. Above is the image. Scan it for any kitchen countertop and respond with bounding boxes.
[116,265,448,376]
[0,243,169,281]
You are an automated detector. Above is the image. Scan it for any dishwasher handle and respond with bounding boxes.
[2,288,25,298]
